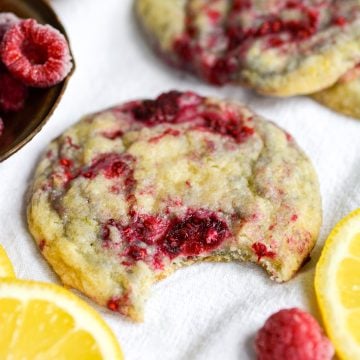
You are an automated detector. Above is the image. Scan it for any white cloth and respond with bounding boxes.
[1,1,358,358]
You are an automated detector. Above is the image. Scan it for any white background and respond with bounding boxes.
[1,0,358,358]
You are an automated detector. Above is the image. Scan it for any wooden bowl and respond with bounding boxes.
[0,0,75,162]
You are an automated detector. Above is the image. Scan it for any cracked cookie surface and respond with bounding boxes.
[27,91,321,321]
[136,0,360,96]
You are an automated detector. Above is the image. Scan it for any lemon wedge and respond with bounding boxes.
[315,208,360,360]
[0,245,15,278]
[0,279,123,359]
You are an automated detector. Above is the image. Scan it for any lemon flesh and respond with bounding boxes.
[0,279,123,359]
[315,208,360,360]
[0,245,15,278]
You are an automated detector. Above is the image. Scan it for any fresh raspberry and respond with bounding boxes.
[0,12,19,41]
[255,308,334,360]
[0,117,4,137]
[0,71,28,112]
[1,19,72,87]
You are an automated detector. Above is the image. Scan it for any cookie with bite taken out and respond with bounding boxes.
[27,91,322,321]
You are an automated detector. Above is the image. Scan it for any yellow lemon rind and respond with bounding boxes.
[0,279,123,359]
[315,208,360,360]
[0,245,15,279]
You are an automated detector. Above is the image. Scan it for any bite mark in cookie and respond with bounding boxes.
[27,91,321,321]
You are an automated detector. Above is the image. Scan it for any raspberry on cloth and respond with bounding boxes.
[255,308,334,360]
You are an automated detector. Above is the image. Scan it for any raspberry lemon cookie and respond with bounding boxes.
[136,0,360,96]
[28,91,321,321]
[313,73,360,119]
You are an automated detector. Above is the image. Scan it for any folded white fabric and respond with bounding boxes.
[1,0,359,359]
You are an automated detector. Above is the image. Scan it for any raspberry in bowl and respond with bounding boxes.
[0,0,74,162]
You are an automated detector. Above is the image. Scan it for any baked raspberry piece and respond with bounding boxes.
[0,12,19,41]
[0,70,28,112]
[255,308,334,360]
[1,18,72,87]
[159,210,231,257]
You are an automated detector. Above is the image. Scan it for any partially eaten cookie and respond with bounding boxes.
[27,91,321,321]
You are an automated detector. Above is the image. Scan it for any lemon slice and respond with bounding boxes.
[0,245,15,278]
[0,279,123,359]
[315,208,360,360]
